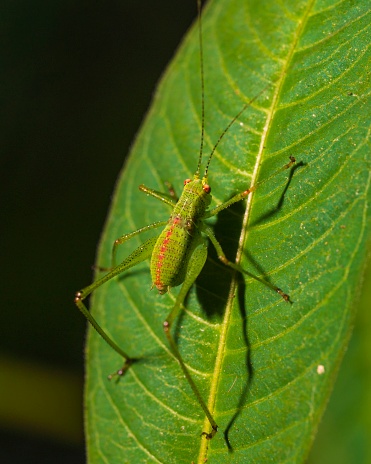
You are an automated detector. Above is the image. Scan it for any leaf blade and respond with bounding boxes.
[85,0,371,462]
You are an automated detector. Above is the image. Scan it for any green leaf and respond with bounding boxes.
[308,262,371,463]
[84,0,371,462]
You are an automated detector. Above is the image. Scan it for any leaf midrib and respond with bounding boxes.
[197,1,316,462]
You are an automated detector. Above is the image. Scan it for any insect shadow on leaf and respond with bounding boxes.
[221,163,299,451]
[75,0,299,441]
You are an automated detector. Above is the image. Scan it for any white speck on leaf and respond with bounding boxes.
[317,365,325,375]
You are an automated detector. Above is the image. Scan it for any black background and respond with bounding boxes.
[1,1,195,462]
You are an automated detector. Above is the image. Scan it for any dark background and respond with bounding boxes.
[1,1,370,463]
[1,1,195,462]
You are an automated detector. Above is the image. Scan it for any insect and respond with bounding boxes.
[75,0,296,440]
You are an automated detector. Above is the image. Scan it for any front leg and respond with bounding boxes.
[139,184,177,207]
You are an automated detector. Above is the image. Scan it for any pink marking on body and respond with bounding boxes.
[154,218,179,291]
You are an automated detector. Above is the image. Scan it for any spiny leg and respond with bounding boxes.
[139,184,178,207]
[113,180,179,263]
[199,157,296,301]
[112,220,167,267]
[203,225,290,302]
[75,236,158,377]
[205,156,296,219]
[163,237,218,439]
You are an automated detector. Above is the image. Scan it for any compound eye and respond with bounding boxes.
[203,184,211,193]
[184,178,192,185]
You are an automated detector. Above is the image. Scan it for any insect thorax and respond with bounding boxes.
[174,177,212,222]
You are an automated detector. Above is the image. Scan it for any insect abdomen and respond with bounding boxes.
[151,215,192,294]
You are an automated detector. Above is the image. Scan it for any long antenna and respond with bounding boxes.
[203,85,270,177]
[195,0,205,178]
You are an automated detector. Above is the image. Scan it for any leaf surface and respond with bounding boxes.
[85,0,371,462]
